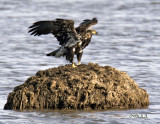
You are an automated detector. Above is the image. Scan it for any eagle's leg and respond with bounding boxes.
[67,48,77,68]
[77,50,83,65]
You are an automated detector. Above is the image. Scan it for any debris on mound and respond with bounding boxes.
[4,63,149,110]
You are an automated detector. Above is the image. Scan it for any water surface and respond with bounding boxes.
[0,0,160,123]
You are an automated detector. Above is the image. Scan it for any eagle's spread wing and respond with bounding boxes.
[28,19,80,46]
[76,18,98,33]
[75,18,98,49]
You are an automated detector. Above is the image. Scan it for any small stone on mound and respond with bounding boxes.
[4,63,149,110]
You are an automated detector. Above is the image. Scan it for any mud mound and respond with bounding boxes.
[4,63,149,110]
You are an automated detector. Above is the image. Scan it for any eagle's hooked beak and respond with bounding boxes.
[92,30,98,35]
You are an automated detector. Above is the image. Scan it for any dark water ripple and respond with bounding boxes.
[0,0,160,123]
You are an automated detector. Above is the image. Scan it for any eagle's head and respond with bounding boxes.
[88,29,98,35]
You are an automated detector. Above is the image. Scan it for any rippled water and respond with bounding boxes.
[0,0,160,123]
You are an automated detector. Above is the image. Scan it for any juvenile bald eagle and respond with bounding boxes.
[28,18,98,67]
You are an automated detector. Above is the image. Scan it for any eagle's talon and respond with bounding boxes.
[72,63,77,68]
[78,62,81,65]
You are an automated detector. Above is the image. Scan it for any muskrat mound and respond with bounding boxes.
[4,63,149,110]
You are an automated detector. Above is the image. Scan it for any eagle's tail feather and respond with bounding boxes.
[46,47,66,57]
[46,49,59,56]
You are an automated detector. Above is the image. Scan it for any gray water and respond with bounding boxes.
[0,0,160,123]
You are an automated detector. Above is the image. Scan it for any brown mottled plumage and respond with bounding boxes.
[28,18,98,67]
